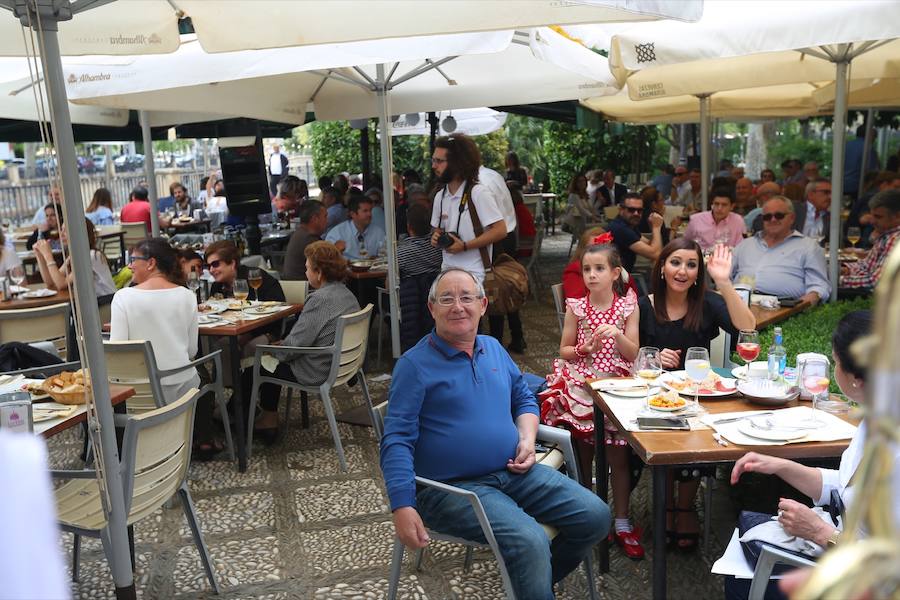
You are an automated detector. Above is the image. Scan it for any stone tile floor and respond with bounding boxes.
[48,231,738,599]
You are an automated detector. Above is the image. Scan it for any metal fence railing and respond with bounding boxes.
[0,169,207,225]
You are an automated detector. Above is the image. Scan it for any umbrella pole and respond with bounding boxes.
[139,110,160,237]
[828,55,850,303]
[376,64,401,359]
[857,108,875,200]
[698,94,711,211]
[25,13,136,600]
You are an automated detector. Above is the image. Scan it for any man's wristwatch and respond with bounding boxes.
[825,529,841,547]
[463,241,468,251]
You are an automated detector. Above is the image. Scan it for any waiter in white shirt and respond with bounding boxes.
[268,144,289,197]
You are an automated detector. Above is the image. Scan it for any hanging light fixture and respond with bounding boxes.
[404,113,420,126]
[441,113,457,133]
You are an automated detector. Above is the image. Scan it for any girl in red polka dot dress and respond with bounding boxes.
[539,235,645,559]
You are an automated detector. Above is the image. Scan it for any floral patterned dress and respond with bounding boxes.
[540,289,637,443]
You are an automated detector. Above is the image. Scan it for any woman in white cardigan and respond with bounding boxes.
[109,238,199,404]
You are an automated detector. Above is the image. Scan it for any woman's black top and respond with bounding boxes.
[638,291,736,370]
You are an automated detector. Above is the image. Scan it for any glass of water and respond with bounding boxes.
[684,347,711,413]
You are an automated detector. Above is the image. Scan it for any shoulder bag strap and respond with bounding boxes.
[464,182,493,271]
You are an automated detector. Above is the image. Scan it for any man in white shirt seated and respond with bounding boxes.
[325,195,386,260]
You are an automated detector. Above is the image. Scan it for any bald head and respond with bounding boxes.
[735,177,754,204]
[757,181,781,198]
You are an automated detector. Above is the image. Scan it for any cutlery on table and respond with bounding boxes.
[712,411,774,425]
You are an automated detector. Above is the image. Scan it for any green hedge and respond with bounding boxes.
[734,297,874,392]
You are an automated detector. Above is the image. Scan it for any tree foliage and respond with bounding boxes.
[542,121,604,195]
[472,129,509,172]
[506,114,547,186]
[309,120,362,178]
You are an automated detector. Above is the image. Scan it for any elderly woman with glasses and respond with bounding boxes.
[252,241,360,441]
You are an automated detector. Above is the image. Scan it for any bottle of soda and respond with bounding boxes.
[767,327,787,380]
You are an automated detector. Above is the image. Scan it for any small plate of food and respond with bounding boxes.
[647,390,688,412]
[590,377,660,398]
[198,303,227,315]
[660,370,737,397]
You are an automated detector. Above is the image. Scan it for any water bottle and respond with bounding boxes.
[767,327,787,380]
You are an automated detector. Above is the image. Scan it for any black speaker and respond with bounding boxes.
[219,136,270,217]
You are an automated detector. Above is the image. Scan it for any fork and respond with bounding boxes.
[751,417,820,432]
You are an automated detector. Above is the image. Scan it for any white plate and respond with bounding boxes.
[198,314,225,325]
[591,377,660,398]
[198,304,227,315]
[21,289,57,299]
[648,401,688,412]
[660,371,737,398]
[244,305,283,316]
[737,418,809,442]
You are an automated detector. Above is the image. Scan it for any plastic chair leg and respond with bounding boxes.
[320,386,348,472]
[387,538,405,600]
[463,546,475,571]
[214,384,235,462]
[583,555,599,600]
[300,391,309,429]
[703,475,713,554]
[245,369,262,461]
[178,485,220,594]
[282,388,293,438]
[414,547,426,570]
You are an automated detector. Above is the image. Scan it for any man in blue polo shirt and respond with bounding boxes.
[380,268,610,598]
[324,195,385,260]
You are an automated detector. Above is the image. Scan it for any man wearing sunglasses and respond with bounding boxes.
[607,193,664,272]
[732,196,830,305]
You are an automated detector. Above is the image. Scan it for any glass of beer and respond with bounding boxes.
[248,268,263,301]
[233,279,249,320]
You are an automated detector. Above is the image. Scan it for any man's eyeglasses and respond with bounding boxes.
[431,157,448,165]
[127,255,148,265]
[761,212,787,222]
[435,294,481,306]
[206,259,223,269]
[622,206,643,214]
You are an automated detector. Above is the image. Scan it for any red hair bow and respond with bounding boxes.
[592,232,614,245]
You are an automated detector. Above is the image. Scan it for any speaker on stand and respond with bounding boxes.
[218,136,270,256]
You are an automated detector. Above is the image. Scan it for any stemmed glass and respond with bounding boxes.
[684,347,711,413]
[187,271,200,300]
[846,227,861,248]
[634,347,663,411]
[799,356,830,427]
[233,279,249,320]
[8,266,25,296]
[247,268,262,302]
[736,330,760,376]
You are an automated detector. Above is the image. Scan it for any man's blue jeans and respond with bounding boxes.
[416,464,611,600]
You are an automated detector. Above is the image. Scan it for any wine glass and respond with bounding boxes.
[684,347,711,413]
[187,271,200,300]
[736,330,760,377]
[846,226,861,248]
[247,268,262,302]
[8,266,25,295]
[233,279,249,320]
[634,347,663,411]
[799,356,830,426]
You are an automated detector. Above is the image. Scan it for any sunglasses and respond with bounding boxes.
[206,259,223,269]
[622,206,643,214]
[762,212,787,222]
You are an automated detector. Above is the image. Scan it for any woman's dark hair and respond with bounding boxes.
[177,248,203,265]
[82,218,99,251]
[44,202,63,225]
[305,240,348,282]
[133,237,182,284]
[86,187,113,212]
[568,173,588,197]
[650,238,707,332]
[760,168,776,182]
[434,134,481,185]
[582,243,627,297]
[832,310,872,381]
[505,151,521,170]
[639,186,664,234]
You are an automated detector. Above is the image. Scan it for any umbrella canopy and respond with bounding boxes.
[608,0,900,97]
[64,28,617,120]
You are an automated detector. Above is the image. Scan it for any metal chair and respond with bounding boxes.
[517,228,544,301]
[748,544,815,600]
[52,388,220,593]
[103,340,234,461]
[0,302,71,360]
[375,286,391,368]
[246,304,374,471]
[120,221,148,250]
[370,401,599,600]
[551,283,566,334]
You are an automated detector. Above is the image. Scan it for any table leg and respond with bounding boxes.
[551,199,556,236]
[229,336,248,472]
[594,408,609,573]
[652,465,667,600]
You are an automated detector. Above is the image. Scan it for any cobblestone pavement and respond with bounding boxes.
[49,232,736,599]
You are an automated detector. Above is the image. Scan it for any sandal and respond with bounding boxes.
[672,508,700,552]
[193,440,224,462]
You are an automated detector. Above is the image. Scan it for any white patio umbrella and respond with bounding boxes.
[390,108,508,137]
[64,26,620,361]
[604,0,900,301]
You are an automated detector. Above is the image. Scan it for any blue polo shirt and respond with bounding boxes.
[380,331,539,511]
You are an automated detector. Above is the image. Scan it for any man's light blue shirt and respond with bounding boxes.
[732,230,830,301]
[324,219,386,260]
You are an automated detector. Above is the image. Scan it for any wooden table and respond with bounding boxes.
[0,289,70,310]
[37,384,134,437]
[751,300,811,329]
[167,218,211,234]
[589,376,854,600]
[348,268,387,280]
[198,304,303,472]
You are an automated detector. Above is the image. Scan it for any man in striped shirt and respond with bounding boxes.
[398,203,442,278]
[840,189,900,290]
